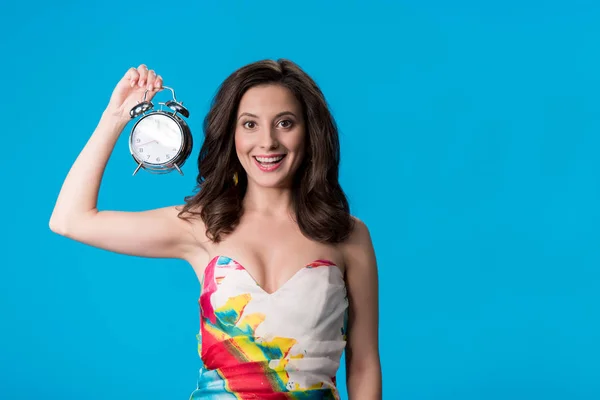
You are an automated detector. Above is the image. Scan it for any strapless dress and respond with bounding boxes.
[188,255,348,399]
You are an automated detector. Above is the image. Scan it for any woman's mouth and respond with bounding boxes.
[253,154,286,172]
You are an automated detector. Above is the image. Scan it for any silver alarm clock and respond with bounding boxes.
[128,86,193,176]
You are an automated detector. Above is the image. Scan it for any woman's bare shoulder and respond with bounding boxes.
[344,216,372,245]
[340,215,376,272]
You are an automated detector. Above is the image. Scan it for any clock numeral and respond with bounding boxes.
[165,154,170,159]
[139,148,143,153]
[136,138,141,143]
[156,157,161,162]
[172,148,177,152]
[147,155,151,159]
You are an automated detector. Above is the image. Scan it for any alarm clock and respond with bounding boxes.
[128,86,193,176]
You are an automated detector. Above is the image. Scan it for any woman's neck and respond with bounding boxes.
[242,184,294,217]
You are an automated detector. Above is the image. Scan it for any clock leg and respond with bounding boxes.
[132,163,143,176]
[174,163,184,176]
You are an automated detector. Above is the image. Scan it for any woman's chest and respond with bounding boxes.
[189,218,345,292]
[200,255,348,340]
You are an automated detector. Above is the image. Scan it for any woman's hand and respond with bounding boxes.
[104,64,164,124]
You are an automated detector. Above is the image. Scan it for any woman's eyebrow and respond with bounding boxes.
[237,111,297,121]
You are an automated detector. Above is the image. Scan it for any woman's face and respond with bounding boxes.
[234,84,306,189]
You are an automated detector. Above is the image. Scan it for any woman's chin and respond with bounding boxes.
[248,174,293,189]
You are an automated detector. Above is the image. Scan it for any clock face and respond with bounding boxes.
[131,113,183,165]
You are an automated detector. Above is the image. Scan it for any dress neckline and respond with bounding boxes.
[203,255,342,296]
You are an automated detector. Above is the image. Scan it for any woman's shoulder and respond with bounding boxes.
[347,215,372,244]
[338,215,375,268]
[339,215,378,292]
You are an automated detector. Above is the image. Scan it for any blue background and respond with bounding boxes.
[1,0,599,399]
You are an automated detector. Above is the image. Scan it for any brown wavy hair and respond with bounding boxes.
[178,58,354,244]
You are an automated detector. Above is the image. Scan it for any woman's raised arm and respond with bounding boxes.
[49,64,198,260]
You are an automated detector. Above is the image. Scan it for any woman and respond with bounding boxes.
[50,59,382,399]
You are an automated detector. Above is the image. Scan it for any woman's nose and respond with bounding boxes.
[259,128,279,149]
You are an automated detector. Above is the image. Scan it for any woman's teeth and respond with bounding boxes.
[254,155,285,165]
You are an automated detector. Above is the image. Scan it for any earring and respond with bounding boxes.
[232,172,238,186]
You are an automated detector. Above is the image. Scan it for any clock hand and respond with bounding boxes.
[138,139,158,146]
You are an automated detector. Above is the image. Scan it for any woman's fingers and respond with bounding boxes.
[125,67,140,88]
[137,64,149,87]
[146,69,157,90]
[118,64,164,104]
[154,75,163,89]
[123,64,163,91]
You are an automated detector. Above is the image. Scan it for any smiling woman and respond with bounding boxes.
[236,86,305,189]
[181,60,356,246]
[237,108,297,174]
[49,59,382,399]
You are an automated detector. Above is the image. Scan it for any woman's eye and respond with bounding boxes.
[243,121,256,129]
[279,120,293,128]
